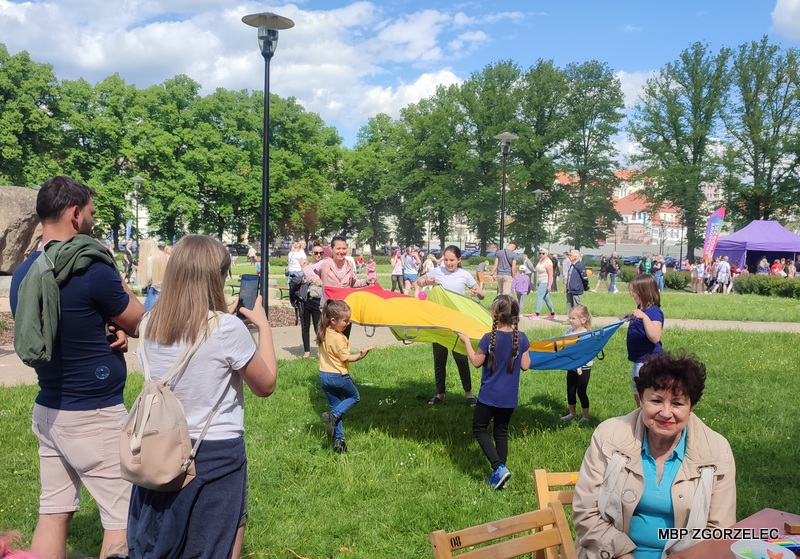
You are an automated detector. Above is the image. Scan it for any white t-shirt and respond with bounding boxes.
[428,266,477,294]
[535,257,552,285]
[287,249,307,272]
[137,313,256,440]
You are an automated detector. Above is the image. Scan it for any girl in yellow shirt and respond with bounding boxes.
[317,299,373,453]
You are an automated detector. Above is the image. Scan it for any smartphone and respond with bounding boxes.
[236,274,260,319]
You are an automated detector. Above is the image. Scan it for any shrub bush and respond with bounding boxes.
[618,266,637,283]
[664,271,690,291]
[734,275,800,298]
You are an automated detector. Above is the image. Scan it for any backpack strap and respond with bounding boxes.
[137,312,228,467]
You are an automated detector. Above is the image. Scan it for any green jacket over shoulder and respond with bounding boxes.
[14,234,118,368]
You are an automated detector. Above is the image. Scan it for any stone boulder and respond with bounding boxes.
[0,185,41,275]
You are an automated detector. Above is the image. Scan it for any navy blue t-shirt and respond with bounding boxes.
[11,251,130,410]
[626,305,664,363]
[477,330,530,408]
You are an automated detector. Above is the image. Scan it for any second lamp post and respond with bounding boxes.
[494,132,517,250]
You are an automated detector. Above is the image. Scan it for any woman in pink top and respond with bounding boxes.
[303,236,375,337]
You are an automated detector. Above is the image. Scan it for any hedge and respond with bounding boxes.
[733,274,800,298]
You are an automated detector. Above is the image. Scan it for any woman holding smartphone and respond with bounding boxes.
[127,235,277,559]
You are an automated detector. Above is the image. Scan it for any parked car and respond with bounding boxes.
[623,255,642,266]
[663,256,678,269]
[231,244,250,256]
[271,241,293,257]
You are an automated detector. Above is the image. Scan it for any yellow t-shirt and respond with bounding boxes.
[319,329,350,374]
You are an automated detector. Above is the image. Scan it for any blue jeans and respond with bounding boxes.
[535,282,554,314]
[319,372,360,440]
[655,271,664,292]
[609,273,617,292]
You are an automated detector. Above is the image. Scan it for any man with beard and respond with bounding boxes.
[11,176,144,559]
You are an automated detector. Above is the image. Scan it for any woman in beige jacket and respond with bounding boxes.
[573,351,736,559]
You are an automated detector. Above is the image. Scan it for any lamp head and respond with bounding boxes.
[494,132,518,156]
[243,12,294,57]
[131,175,145,189]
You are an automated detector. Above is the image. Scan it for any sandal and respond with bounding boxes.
[428,395,445,405]
[465,397,478,407]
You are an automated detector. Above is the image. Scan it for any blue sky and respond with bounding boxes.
[2,0,799,150]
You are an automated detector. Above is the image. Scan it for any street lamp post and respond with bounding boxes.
[243,11,294,315]
[131,176,144,254]
[494,132,518,250]
[533,188,545,253]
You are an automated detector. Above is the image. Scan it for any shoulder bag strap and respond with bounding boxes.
[597,451,629,531]
[661,466,715,557]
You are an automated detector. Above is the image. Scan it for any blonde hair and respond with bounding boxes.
[316,299,351,346]
[291,241,301,251]
[138,238,168,287]
[145,235,231,345]
[569,304,592,330]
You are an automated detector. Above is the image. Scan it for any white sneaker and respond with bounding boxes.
[578,417,589,424]
[561,414,575,422]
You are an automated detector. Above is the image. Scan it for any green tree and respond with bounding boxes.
[555,61,624,250]
[59,74,140,243]
[395,85,466,249]
[269,95,345,242]
[458,61,523,254]
[628,42,730,259]
[509,60,570,252]
[126,75,203,241]
[344,114,403,253]
[721,37,800,227]
[0,44,63,185]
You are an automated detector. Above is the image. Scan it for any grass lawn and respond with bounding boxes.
[1,329,798,558]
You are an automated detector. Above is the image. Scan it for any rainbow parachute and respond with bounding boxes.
[323,285,624,370]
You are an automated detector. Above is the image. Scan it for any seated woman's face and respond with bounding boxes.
[639,387,692,440]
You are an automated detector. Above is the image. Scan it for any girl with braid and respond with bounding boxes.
[459,295,531,490]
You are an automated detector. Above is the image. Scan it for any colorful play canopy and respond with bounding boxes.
[324,285,624,370]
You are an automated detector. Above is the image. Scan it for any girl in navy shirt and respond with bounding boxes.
[459,295,530,490]
[624,274,664,407]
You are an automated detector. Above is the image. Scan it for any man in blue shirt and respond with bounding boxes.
[11,176,144,559]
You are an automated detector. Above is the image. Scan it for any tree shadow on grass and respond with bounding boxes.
[301,372,581,479]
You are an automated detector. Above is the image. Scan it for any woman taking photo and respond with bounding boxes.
[422,245,485,405]
[127,235,277,559]
[573,351,736,559]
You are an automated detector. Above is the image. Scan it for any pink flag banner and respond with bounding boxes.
[702,207,726,261]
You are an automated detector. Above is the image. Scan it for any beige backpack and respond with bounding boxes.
[120,313,227,491]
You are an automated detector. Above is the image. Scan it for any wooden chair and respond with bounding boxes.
[429,500,577,559]
[533,469,578,510]
[533,470,579,559]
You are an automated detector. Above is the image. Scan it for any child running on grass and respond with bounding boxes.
[318,299,373,453]
[459,295,531,490]
[623,274,664,407]
[561,304,593,424]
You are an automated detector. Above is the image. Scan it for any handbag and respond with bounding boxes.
[120,313,228,491]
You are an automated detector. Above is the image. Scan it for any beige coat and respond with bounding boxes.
[573,409,736,559]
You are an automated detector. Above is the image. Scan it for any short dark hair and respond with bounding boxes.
[36,176,96,222]
[635,350,706,406]
[330,235,347,248]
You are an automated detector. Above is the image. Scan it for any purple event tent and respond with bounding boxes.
[713,220,800,271]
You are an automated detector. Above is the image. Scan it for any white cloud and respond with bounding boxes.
[358,69,462,120]
[623,24,642,33]
[448,30,488,54]
[772,0,800,39]
[615,70,655,108]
